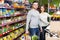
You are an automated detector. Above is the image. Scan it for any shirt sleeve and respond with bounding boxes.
[38,20,42,28]
[26,11,31,32]
[37,12,42,29]
[47,13,51,22]
[47,13,51,17]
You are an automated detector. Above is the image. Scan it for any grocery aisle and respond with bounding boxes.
[0,0,28,40]
[0,0,60,40]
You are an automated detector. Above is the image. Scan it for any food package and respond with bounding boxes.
[0,8,2,16]
[0,38,3,40]
[7,35,12,40]
[20,28,24,33]
[2,8,7,16]
[0,19,2,24]
[0,0,4,4]
[3,27,8,32]
[25,34,31,40]
[9,32,15,39]
[15,30,19,36]
[14,11,21,15]
[20,34,26,40]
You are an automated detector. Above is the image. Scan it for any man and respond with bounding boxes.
[26,1,42,40]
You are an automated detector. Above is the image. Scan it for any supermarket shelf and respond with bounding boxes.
[13,31,25,40]
[0,7,24,10]
[0,14,26,19]
[0,19,26,27]
[0,23,25,37]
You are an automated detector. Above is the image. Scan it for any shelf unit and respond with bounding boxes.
[0,13,25,19]
[0,24,25,40]
[0,0,30,40]
[0,18,26,27]
[0,7,26,40]
[0,23,25,36]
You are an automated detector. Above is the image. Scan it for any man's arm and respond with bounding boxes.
[39,20,43,32]
[26,11,31,33]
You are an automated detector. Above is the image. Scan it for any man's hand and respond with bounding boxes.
[26,30,29,35]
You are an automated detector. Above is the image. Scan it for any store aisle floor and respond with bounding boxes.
[46,21,60,40]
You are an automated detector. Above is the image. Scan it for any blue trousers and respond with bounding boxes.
[29,28,40,40]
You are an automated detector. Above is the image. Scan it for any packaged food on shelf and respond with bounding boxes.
[9,32,15,39]
[20,34,25,40]
[2,8,15,17]
[20,5,25,8]
[4,3,10,8]
[0,38,3,40]
[6,25,12,31]
[10,17,14,22]
[14,23,19,28]
[0,28,2,34]
[25,34,31,40]
[20,28,24,33]
[13,2,19,8]
[14,30,19,37]
[0,0,4,5]
[19,17,24,20]
[14,32,18,38]
[13,17,18,21]
[14,11,21,15]
[3,36,7,40]
[6,36,10,40]
[2,19,6,24]
[5,10,10,17]
[21,16,25,20]
[9,25,14,30]
[17,17,22,21]
[12,25,15,30]
[9,9,15,15]
[6,19,12,23]
[7,35,12,40]
[0,8,2,16]
[2,36,10,40]
[0,19,2,24]
[18,28,22,34]
[2,27,8,33]
[2,8,7,16]
[13,16,23,22]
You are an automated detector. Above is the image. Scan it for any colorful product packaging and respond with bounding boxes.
[2,8,7,16]
[0,8,2,16]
